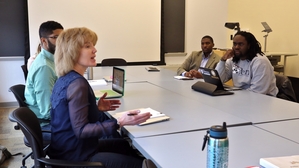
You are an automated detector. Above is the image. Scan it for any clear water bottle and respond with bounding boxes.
[86,67,93,80]
[202,122,229,168]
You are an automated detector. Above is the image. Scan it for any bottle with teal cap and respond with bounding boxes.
[202,122,229,168]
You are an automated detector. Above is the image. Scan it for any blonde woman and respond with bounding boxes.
[50,27,153,168]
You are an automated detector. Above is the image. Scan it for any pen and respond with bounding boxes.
[127,113,137,116]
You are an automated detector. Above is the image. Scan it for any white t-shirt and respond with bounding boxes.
[27,53,38,70]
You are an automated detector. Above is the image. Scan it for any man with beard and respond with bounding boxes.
[215,31,278,96]
[177,35,221,78]
[25,21,64,141]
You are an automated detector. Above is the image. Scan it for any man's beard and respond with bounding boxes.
[47,39,56,54]
[232,50,244,63]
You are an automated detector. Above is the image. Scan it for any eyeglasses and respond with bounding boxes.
[47,35,59,39]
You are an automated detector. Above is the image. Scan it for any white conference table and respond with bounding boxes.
[133,125,299,168]
[144,79,299,124]
[255,119,299,144]
[93,66,177,83]
[94,82,249,138]
[93,66,299,124]
[91,66,299,167]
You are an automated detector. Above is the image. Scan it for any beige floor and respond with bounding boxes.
[0,107,34,168]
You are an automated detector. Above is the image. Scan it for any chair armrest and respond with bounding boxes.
[8,113,21,130]
[37,157,105,167]
[8,112,17,122]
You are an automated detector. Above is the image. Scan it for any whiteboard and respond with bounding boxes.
[28,0,161,63]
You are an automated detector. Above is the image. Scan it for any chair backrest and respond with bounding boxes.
[21,64,28,81]
[267,56,281,66]
[267,56,284,73]
[101,58,127,66]
[9,84,27,107]
[275,74,297,102]
[12,107,46,167]
[288,76,299,103]
[213,49,226,57]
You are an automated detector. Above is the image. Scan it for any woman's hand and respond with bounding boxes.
[97,92,121,111]
[117,110,151,127]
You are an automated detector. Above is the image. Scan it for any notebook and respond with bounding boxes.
[112,108,170,126]
[260,155,299,168]
[174,76,194,80]
[145,67,160,72]
[94,67,125,98]
[88,79,107,87]
[191,67,234,96]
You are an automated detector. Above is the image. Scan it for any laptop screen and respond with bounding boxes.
[112,67,125,94]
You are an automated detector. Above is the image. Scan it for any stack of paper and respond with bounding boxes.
[174,76,193,80]
[88,79,107,86]
[260,155,299,168]
[145,67,160,72]
[139,108,166,118]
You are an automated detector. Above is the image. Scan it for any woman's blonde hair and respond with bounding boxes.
[55,27,98,77]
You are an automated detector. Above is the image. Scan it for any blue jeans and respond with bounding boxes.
[41,124,51,144]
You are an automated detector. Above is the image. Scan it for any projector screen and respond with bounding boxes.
[28,0,161,63]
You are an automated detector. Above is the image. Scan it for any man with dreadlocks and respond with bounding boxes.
[215,31,278,96]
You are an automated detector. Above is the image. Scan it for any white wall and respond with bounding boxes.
[227,0,299,77]
[28,0,161,63]
[185,0,228,53]
[0,57,25,103]
[165,0,228,66]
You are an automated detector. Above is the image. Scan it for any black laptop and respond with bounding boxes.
[191,67,234,96]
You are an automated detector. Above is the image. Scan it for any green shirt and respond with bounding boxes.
[25,49,57,126]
